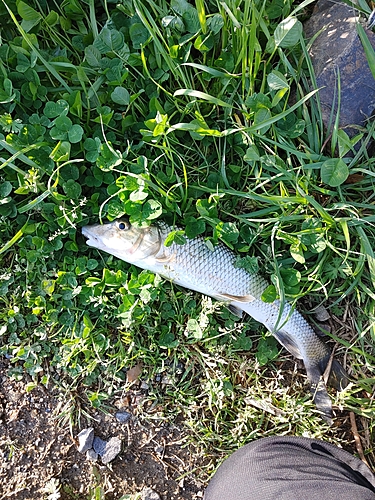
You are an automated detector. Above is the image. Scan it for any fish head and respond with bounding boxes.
[82,218,162,263]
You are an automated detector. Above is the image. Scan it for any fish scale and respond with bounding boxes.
[167,235,266,299]
[82,218,349,423]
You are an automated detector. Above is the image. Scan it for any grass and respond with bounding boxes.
[1,0,375,486]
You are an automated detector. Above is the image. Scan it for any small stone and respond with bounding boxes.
[140,381,149,390]
[314,304,330,322]
[92,436,107,456]
[161,375,173,386]
[102,437,122,464]
[142,487,161,500]
[154,445,164,455]
[115,410,132,423]
[86,448,98,461]
[175,361,185,374]
[77,427,95,453]
[93,436,122,464]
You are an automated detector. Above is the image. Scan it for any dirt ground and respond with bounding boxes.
[0,360,204,500]
[1,351,374,500]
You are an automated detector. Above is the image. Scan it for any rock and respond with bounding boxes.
[115,410,132,423]
[86,448,98,461]
[102,437,122,464]
[77,427,94,453]
[304,1,375,137]
[154,445,164,455]
[314,304,330,322]
[93,436,122,464]
[142,487,161,500]
[161,375,173,386]
[92,436,107,456]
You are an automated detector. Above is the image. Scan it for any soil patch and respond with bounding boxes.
[0,360,203,500]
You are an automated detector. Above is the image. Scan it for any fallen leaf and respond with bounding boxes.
[126,363,143,383]
[345,174,364,184]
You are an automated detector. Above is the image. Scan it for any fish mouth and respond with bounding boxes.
[81,226,99,247]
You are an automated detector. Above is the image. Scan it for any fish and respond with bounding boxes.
[82,218,349,423]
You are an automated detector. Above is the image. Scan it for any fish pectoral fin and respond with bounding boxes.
[155,252,176,263]
[219,293,256,303]
[272,328,302,359]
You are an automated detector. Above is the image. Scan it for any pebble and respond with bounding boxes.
[86,449,98,461]
[154,445,164,455]
[77,427,94,453]
[314,304,330,322]
[93,436,122,464]
[142,487,161,500]
[161,375,173,386]
[115,410,132,423]
[102,437,122,464]
[92,436,107,456]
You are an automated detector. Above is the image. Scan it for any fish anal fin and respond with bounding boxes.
[272,328,302,359]
[219,293,255,303]
[227,304,243,318]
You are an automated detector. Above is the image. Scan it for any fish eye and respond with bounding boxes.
[118,220,130,230]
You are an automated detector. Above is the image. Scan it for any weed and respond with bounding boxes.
[0,0,374,478]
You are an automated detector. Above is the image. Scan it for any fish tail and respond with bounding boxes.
[310,377,333,425]
[305,354,349,424]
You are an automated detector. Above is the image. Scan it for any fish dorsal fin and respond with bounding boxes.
[272,328,302,359]
[219,292,256,303]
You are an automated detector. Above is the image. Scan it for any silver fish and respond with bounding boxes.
[82,218,348,422]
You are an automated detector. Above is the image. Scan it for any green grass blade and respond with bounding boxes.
[357,22,375,80]
[174,89,233,108]
[195,0,207,34]
[1,0,72,93]
[180,63,236,79]
[18,191,52,214]
[0,142,48,173]
[356,226,375,288]
[0,222,28,255]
